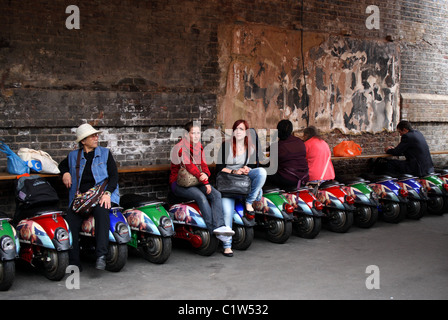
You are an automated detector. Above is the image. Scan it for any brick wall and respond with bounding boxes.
[1,0,448,215]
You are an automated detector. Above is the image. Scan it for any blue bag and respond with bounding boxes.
[0,141,30,175]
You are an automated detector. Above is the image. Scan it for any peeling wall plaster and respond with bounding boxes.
[218,24,400,134]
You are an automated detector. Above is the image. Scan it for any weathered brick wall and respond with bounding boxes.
[1,0,448,215]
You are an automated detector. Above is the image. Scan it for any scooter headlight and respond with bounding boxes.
[159,216,173,229]
[283,203,294,214]
[116,222,130,236]
[420,187,428,198]
[345,195,355,205]
[399,188,408,198]
[1,236,15,252]
[55,228,70,243]
[313,200,324,211]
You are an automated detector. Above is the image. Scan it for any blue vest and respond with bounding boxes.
[67,146,120,205]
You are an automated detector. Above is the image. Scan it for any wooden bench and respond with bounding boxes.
[0,164,173,181]
[1,150,448,181]
[331,150,448,160]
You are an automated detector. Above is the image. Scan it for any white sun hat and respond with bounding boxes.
[76,123,102,143]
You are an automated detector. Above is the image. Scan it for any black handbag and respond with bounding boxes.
[216,172,251,198]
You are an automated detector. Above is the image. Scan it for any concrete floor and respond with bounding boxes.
[2,214,447,301]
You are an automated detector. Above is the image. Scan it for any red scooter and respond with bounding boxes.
[166,193,219,256]
[309,180,355,233]
[283,187,324,239]
[14,175,72,281]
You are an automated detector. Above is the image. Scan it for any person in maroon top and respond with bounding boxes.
[169,121,234,237]
[268,120,309,189]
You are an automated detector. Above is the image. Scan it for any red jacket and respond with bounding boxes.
[169,138,211,186]
[305,137,335,181]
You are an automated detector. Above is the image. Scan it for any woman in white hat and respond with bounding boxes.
[58,123,120,270]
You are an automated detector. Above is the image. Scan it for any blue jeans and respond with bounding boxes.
[172,183,225,233]
[220,168,267,249]
[221,197,236,249]
[246,167,267,205]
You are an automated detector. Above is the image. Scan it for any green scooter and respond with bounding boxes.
[252,188,294,244]
[418,174,448,215]
[0,211,20,291]
[120,194,174,264]
[337,176,379,228]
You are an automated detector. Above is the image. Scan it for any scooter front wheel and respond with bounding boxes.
[140,236,172,264]
[106,243,128,272]
[193,229,219,256]
[381,201,406,223]
[427,196,444,215]
[42,249,69,281]
[294,216,321,239]
[0,261,15,291]
[354,206,378,228]
[265,219,292,244]
[406,200,426,220]
[327,210,353,233]
[232,225,254,250]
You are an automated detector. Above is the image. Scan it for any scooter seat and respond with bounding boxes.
[167,192,196,205]
[319,180,342,188]
[434,168,448,175]
[120,194,165,209]
[283,186,299,193]
[337,175,370,185]
[370,175,397,183]
[263,187,283,193]
[397,174,418,180]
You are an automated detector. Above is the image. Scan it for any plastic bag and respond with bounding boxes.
[0,141,30,175]
[18,148,60,174]
[333,141,362,157]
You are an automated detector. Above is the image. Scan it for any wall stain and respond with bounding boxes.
[218,24,400,134]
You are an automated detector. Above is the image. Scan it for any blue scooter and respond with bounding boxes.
[362,174,408,223]
[79,207,131,272]
[394,174,428,219]
[230,200,256,250]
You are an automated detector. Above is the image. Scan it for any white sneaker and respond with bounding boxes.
[213,226,235,236]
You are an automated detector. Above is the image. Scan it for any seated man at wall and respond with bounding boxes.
[382,120,434,177]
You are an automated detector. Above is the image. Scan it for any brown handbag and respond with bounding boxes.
[71,149,108,216]
[177,155,202,188]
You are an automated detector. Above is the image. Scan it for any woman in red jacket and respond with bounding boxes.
[170,121,234,238]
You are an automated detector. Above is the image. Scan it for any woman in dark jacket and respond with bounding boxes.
[268,120,309,189]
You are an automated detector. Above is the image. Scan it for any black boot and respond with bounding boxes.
[95,255,107,270]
